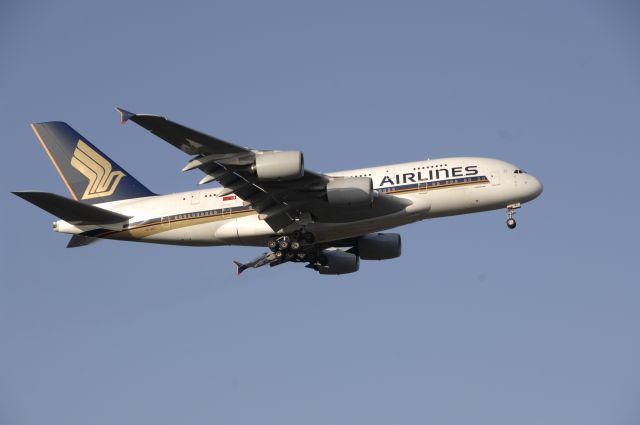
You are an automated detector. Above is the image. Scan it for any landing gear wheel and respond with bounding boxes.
[278,239,290,250]
[505,203,521,230]
[290,240,301,251]
[291,230,302,240]
[268,239,278,252]
[275,250,284,259]
[285,252,295,260]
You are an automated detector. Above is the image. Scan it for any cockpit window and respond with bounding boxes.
[514,169,527,174]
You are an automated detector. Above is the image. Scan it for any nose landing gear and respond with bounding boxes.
[506,203,521,229]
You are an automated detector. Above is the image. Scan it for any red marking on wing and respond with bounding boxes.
[223,195,237,201]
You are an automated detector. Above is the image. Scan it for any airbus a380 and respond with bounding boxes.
[14,108,543,275]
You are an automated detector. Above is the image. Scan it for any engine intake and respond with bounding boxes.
[326,177,373,206]
[358,233,402,260]
[253,151,304,180]
[318,250,360,275]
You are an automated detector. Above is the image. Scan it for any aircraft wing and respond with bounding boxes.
[233,251,284,275]
[117,107,248,156]
[117,108,409,230]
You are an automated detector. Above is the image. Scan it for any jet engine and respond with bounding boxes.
[317,250,360,275]
[326,177,373,207]
[253,151,304,180]
[358,233,402,260]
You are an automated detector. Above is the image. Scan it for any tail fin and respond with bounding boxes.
[31,122,155,204]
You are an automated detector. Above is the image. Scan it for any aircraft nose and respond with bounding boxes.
[527,175,543,200]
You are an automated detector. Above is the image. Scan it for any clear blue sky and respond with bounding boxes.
[2,1,639,424]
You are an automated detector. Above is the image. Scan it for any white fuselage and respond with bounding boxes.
[54,157,543,246]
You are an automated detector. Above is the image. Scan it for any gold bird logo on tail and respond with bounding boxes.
[70,140,125,199]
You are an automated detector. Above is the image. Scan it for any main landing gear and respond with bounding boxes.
[506,203,521,229]
[268,230,316,261]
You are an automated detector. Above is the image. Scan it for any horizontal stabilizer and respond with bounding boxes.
[67,235,100,248]
[13,191,131,225]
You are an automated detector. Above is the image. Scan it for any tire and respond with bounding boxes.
[291,230,302,240]
[507,218,516,229]
[290,240,301,251]
[268,240,278,252]
[278,239,290,250]
[275,250,284,259]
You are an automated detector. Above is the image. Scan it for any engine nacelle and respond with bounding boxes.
[253,151,304,180]
[326,177,373,206]
[318,250,360,275]
[358,233,402,260]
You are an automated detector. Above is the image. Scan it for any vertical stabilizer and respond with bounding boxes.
[31,122,155,204]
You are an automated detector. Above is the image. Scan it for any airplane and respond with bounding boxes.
[13,108,543,275]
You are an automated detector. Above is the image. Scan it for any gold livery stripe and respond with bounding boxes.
[31,124,78,200]
[103,209,258,240]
